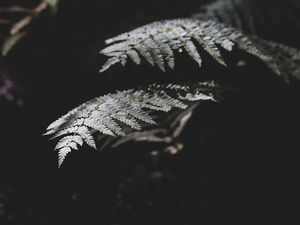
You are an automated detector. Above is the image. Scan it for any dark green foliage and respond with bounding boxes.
[194,0,300,35]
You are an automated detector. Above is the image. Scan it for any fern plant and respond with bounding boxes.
[100,18,300,82]
[46,0,300,167]
[45,82,219,167]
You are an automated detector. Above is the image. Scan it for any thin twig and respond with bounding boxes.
[10,0,48,35]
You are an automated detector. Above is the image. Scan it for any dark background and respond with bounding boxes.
[0,0,299,224]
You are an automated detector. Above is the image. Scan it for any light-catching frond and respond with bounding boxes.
[100,18,300,82]
[45,81,220,167]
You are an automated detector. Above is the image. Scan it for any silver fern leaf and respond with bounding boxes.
[45,81,219,167]
[100,18,300,82]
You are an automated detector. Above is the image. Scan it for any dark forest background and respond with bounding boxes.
[0,0,299,224]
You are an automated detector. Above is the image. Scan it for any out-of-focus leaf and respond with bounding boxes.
[1,32,26,57]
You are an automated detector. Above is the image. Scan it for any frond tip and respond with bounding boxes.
[100,18,300,82]
[45,81,220,167]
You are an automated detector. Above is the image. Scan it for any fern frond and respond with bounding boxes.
[100,19,232,72]
[100,18,300,82]
[194,0,300,35]
[248,37,300,82]
[45,81,219,167]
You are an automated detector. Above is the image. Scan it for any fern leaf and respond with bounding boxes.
[100,18,300,82]
[248,37,300,82]
[99,18,242,72]
[46,81,219,167]
[55,135,83,168]
[58,147,72,168]
[194,0,300,35]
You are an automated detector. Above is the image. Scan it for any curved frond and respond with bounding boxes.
[45,81,220,167]
[100,18,300,82]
